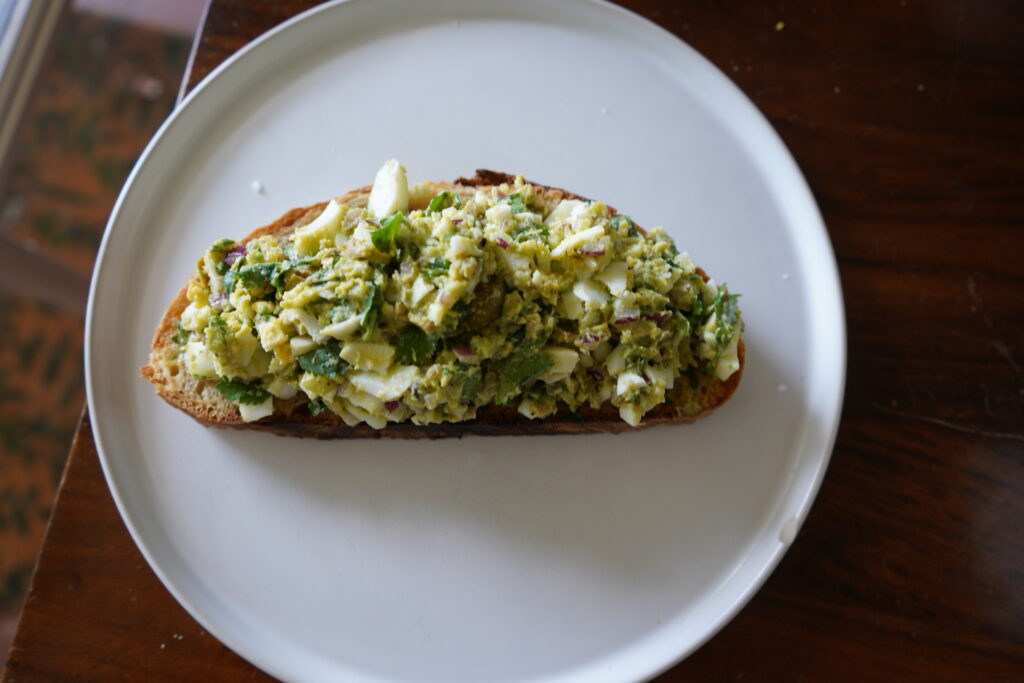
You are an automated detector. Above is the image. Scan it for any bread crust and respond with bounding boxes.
[141,171,744,438]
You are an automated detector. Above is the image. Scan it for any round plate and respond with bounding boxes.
[86,1,845,681]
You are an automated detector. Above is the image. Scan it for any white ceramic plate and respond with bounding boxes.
[86,1,845,681]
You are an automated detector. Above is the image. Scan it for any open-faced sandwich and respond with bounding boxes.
[141,161,744,438]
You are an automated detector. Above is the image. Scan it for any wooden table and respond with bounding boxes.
[6,1,1023,680]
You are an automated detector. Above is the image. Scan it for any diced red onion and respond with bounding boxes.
[385,400,401,412]
[453,345,478,362]
[614,301,641,324]
[580,244,605,256]
[587,369,604,382]
[496,237,509,248]
[452,218,463,225]
[578,332,603,348]
[223,245,246,266]
[497,191,507,198]
[211,293,227,306]
[648,311,672,327]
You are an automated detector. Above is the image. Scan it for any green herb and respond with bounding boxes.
[329,301,357,322]
[397,240,420,262]
[222,271,236,295]
[610,215,639,237]
[371,211,406,253]
[296,339,350,378]
[706,287,742,373]
[624,347,648,374]
[678,315,692,338]
[508,326,526,347]
[272,255,315,289]
[269,265,287,290]
[309,265,337,286]
[513,222,549,243]
[427,191,462,214]
[502,193,527,214]
[360,282,383,339]
[208,238,235,255]
[216,377,271,405]
[422,257,450,281]
[205,315,229,354]
[494,347,554,405]
[236,262,279,290]
[713,286,741,327]
[451,300,469,325]
[689,285,705,321]
[394,325,436,365]
[307,398,329,416]
[458,366,483,403]
[171,323,188,346]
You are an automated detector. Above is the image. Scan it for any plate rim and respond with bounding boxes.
[84,0,847,681]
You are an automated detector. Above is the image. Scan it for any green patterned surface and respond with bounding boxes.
[0,8,190,619]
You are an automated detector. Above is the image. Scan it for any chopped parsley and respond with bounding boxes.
[458,366,483,403]
[216,377,271,405]
[208,238,236,255]
[422,257,450,281]
[501,192,527,214]
[427,191,462,214]
[296,339,350,378]
[271,255,315,289]
[687,280,706,327]
[236,262,279,290]
[307,398,330,416]
[394,325,436,365]
[208,315,228,333]
[610,215,639,237]
[171,323,188,346]
[360,282,383,339]
[513,222,549,243]
[371,211,405,253]
[493,347,554,405]
[707,286,742,373]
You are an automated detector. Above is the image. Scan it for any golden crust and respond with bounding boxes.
[140,170,744,438]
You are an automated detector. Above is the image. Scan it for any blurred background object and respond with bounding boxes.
[0,1,63,171]
[0,0,204,655]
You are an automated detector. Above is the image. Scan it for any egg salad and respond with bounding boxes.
[172,161,742,428]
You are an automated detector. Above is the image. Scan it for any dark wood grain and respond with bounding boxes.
[3,416,278,682]
[6,1,1023,681]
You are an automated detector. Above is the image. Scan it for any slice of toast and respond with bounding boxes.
[141,171,744,439]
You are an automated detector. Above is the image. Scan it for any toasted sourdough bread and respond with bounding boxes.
[141,170,744,439]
